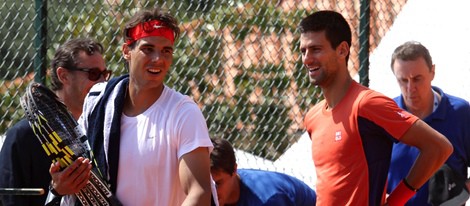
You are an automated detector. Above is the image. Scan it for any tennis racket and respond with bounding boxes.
[20,82,121,206]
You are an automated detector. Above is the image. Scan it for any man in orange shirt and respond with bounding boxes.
[299,10,453,205]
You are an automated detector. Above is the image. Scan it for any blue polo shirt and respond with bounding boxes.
[387,86,470,205]
[237,169,316,206]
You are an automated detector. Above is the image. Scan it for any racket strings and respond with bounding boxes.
[21,83,117,206]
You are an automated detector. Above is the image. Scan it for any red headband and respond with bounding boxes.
[126,20,175,45]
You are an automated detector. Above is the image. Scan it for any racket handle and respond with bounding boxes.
[0,188,45,196]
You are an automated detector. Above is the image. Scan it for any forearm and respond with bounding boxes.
[181,188,211,206]
[179,147,212,206]
[387,122,453,205]
[396,120,453,189]
[386,150,449,206]
[405,148,450,188]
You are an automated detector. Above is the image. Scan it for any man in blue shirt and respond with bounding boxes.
[387,41,470,205]
[210,138,316,206]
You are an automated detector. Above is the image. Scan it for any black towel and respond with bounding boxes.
[87,74,129,194]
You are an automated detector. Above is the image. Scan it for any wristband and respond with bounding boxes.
[386,179,417,206]
[403,178,418,192]
[49,184,63,197]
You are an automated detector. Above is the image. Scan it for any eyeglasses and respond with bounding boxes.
[68,67,112,81]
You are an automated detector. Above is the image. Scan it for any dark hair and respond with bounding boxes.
[50,38,104,91]
[123,7,180,48]
[298,10,352,62]
[391,41,433,71]
[210,138,236,175]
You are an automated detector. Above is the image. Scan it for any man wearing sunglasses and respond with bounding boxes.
[48,7,214,206]
[67,67,111,82]
[0,38,108,206]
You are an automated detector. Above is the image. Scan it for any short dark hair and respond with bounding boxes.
[123,7,180,48]
[210,138,236,175]
[298,10,352,62]
[50,38,104,91]
[391,41,433,71]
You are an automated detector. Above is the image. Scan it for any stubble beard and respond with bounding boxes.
[309,72,326,86]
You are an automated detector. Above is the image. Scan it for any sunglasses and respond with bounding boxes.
[68,67,112,81]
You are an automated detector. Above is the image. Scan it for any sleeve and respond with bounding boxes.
[44,192,62,206]
[174,101,213,159]
[296,181,317,206]
[358,91,418,141]
[265,194,294,205]
[459,103,470,169]
[44,193,77,206]
[0,124,29,206]
[0,120,49,206]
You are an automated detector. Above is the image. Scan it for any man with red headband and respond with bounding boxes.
[47,8,214,206]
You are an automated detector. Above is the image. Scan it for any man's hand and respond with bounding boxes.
[49,157,92,195]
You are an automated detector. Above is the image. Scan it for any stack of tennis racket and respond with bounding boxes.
[20,82,120,206]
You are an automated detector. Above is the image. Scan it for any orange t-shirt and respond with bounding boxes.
[304,81,418,205]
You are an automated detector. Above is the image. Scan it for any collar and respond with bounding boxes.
[432,88,440,113]
[395,86,447,121]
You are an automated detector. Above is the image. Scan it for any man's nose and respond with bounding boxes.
[151,51,163,62]
[303,51,313,65]
[406,81,416,92]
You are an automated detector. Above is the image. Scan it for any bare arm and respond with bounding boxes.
[399,119,453,189]
[179,147,212,206]
[386,120,453,205]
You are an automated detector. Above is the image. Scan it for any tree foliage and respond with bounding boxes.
[1,0,320,161]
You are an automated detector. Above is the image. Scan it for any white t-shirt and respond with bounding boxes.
[76,81,213,206]
[115,86,212,205]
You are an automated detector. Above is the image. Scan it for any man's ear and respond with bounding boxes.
[56,67,69,84]
[431,64,436,80]
[338,41,349,57]
[122,44,131,60]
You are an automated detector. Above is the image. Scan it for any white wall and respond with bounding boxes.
[236,132,316,189]
[368,1,470,204]
[369,0,470,100]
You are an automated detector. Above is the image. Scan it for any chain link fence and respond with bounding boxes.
[0,0,406,183]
